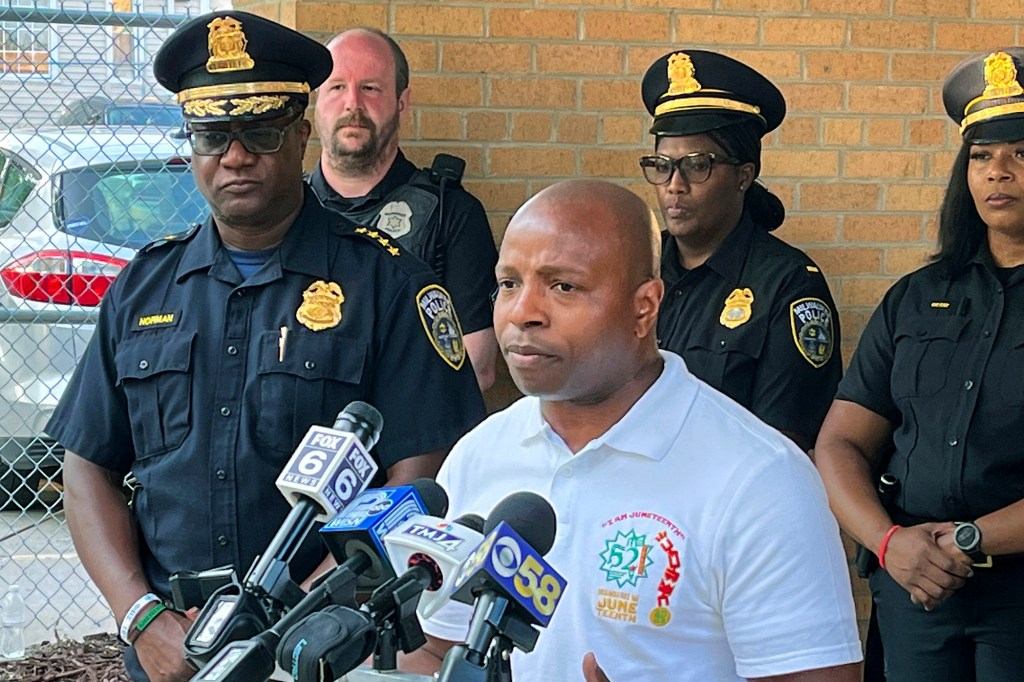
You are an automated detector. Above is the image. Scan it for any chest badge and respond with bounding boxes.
[376,200,413,239]
[719,288,754,329]
[296,280,344,331]
[790,297,835,368]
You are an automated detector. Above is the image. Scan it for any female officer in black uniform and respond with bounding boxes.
[640,51,841,451]
[816,48,1024,681]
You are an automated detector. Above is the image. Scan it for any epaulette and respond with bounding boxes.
[350,225,402,258]
[141,223,201,252]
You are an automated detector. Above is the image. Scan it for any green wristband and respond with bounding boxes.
[133,603,167,637]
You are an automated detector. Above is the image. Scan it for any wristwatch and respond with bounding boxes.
[953,521,987,563]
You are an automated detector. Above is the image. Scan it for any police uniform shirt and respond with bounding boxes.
[45,187,486,595]
[838,248,1024,523]
[657,213,841,441]
[309,151,498,335]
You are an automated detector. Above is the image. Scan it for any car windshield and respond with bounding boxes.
[56,162,207,249]
[106,104,183,128]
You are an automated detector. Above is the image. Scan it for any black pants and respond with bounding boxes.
[871,564,1024,682]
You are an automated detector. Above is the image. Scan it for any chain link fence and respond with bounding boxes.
[0,0,210,645]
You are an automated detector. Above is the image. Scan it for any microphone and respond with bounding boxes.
[189,479,448,682]
[184,402,382,668]
[383,513,485,619]
[438,493,565,681]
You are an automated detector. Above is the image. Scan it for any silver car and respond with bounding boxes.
[0,126,207,508]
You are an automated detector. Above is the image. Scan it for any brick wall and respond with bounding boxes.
[233,0,1016,642]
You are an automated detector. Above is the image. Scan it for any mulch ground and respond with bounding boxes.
[0,633,129,682]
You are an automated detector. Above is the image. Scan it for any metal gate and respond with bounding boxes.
[0,1,207,646]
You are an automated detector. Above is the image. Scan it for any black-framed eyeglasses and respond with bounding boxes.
[187,115,302,156]
[639,152,741,186]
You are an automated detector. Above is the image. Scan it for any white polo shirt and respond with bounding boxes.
[424,351,861,681]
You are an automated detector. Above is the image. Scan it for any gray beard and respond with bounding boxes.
[327,113,399,177]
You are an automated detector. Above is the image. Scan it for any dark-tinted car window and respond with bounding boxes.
[0,152,39,228]
[57,162,207,249]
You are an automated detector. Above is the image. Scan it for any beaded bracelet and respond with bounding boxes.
[119,593,160,644]
[878,524,902,570]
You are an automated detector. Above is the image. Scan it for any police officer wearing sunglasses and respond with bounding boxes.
[639,51,841,452]
[46,12,484,682]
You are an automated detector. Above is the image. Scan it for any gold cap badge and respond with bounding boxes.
[206,16,255,73]
[666,53,701,97]
[296,280,344,331]
[720,288,754,329]
[982,51,1023,101]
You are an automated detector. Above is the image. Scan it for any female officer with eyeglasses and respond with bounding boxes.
[639,51,841,451]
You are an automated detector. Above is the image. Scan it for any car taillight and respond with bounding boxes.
[0,250,128,306]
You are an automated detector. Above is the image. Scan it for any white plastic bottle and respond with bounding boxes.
[0,584,26,659]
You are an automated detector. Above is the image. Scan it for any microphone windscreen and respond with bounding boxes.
[484,492,557,556]
[452,513,485,534]
[334,401,384,449]
[409,478,449,517]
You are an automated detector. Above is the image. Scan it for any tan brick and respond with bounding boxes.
[536,44,624,75]
[677,15,759,46]
[805,51,887,81]
[893,0,969,16]
[891,53,965,82]
[581,149,646,177]
[490,78,577,109]
[540,0,623,6]
[928,150,960,178]
[467,112,508,142]
[581,79,638,111]
[925,215,939,242]
[402,40,439,73]
[419,110,462,140]
[867,119,905,146]
[844,215,924,242]
[763,18,846,47]
[602,115,645,144]
[489,213,513,245]
[975,0,1024,18]
[720,0,801,9]
[584,11,670,42]
[776,216,838,243]
[850,86,928,115]
[512,112,555,142]
[884,184,946,211]
[805,248,882,276]
[846,151,925,178]
[779,117,818,145]
[885,246,934,274]
[626,46,676,75]
[630,0,712,8]
[724,50,802,79]
[489,147,576,177]
[443,42,531,74]
[782,83,845,113]
[490,9,578,39]
[824,119,863,146]
[294,3,386,33]
[405,145,483,175]
[841,278,897,307]
[800,183,880,211]
[410,75,483,106]
[850,20,931,49]
[808,0,887,12]
[558,114,600,144]
[936,22,1016,50]
[462,180,529,213]
[394,6,484,37]
[767,183,795,209]
[908,119,950,147]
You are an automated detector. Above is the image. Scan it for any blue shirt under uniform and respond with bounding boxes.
[45,187,486,597]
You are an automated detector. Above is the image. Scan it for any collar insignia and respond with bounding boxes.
[296,280,344,331]
[719,288,754,329]
[206,16,255,73]
[666,52,701,97]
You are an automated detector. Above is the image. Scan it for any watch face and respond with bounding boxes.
[955,523,978,549]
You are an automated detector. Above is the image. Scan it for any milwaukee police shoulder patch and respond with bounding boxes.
[416,285,465,371]
[790,297,834,368]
